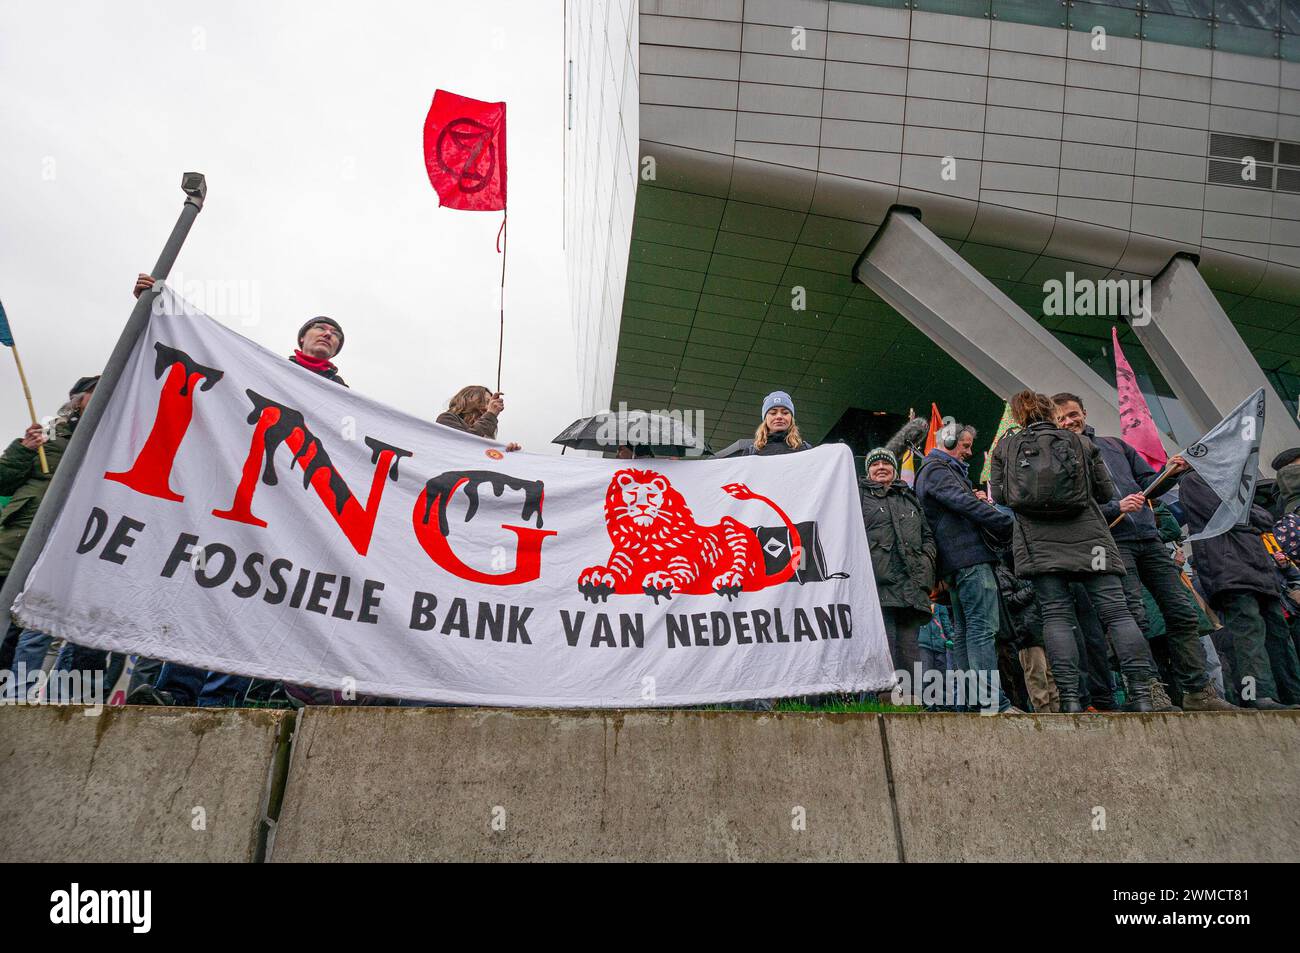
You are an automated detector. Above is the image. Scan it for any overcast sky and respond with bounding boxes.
[0,0,579,452]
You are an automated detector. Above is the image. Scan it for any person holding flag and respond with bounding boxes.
[0,376,102,697]
[1178,389,1300,709]
[1052,391,1235,711]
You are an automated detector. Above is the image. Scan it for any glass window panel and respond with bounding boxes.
[992,0,1070,27]
[1069,0,1144,37]
[915,0,992,15]
[1213,21,1281,54]
[1144,0,1215,16]
[1213,0,1280,29]
[1142,10,1215,44]
[1283,0,1300,32]
[1284,30,1300,54]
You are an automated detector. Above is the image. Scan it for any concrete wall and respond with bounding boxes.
[0,706,292,863]
[887,712,1300,862]
[271,708,1300,862]
[4,706,1297,861]
[270,708,897,862]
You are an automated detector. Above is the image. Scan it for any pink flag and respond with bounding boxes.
[1112,327,1167,471]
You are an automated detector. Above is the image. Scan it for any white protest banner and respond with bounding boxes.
[13,287,891,706]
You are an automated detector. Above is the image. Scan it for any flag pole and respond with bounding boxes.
[1108,460,1179,529]
[0,173,207,635]
[495,207,507,393]
[7,341,49,475]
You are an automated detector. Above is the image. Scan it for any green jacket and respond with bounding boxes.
[1277,463,1300,516]
[0,420,74,576]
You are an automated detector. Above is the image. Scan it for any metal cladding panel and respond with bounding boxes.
[587,2,1300,449]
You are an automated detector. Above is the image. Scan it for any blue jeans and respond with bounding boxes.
[6,629,53,700]
[947,563,1010,712]
[155,662,251,707]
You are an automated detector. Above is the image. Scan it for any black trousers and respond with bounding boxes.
[1216,590,1300,704]
[1116,539,1210,695]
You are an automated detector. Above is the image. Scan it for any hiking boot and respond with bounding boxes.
[126,685,177,706]
[1148,679,1181,712]
[1061,700,1085,714]
[1181,685,1238,712]
[1123,689,1155,713]
[1246,697,1300,711]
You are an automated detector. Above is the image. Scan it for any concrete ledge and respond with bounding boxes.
[7,707,1296,861]
[0,705,292,862]
[269,708,897,862]
[884,712,1300,862]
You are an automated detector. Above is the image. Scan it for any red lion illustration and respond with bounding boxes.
[577,469,802,603]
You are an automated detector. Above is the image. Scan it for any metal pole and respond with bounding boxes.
[0,173,207,633]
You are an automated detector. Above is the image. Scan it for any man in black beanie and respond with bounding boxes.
[135,273,347,386]
[291,316,347,387]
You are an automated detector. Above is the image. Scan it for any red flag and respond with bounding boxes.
[923,403,944,455]
[1112,327,1167,471]
[423,90,507,211]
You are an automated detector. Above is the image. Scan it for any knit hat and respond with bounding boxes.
[761,391,794,419]
[1271,447,1300,471]
[69,375,99,397]
[865,447,898,472]
[298,316,344,354]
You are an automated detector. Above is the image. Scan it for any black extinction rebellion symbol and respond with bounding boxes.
[436,117,497,194]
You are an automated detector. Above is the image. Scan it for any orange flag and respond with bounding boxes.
[922,403,944,455]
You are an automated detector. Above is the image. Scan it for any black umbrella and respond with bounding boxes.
[552,410,709,457]
[713,438,752,458]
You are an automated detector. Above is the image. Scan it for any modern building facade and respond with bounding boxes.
[565,0,1300,468]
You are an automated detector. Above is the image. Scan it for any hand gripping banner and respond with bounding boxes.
[12,289,891,706]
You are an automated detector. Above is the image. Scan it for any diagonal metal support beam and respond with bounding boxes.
[853,209,1171,451]
[1134,254,1300,474]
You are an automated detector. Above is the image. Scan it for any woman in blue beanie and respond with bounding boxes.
[745,391,812,456]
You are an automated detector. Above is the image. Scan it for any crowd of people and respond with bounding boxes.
[2,279,1300,714]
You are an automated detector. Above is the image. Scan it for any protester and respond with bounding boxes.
[860,447,935,694]
[135,274,348,386]
[1268,448,1300,563]
[290,317,348,386]
[994,559,1059,713]
[0,376,106,699]
[914,419,1018,712]
[128,295,354,706]
[990,390,1153,712]
[1052,393,1234,711]
[437,385,522,451]
[1180,467,1300,709]
[917,601,954,710]
[744,391,811,456]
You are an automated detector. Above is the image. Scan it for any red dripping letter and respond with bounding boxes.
[413,471,556,585]
[104,343,224,501]
[212,390,413,556]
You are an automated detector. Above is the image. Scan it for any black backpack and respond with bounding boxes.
[1001,426,1090,519]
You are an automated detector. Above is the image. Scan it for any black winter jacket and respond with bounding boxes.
[1181,469,1278,601]
[1087,426,1178,544]
[860,478,936,615]
[989,423,1125,577]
